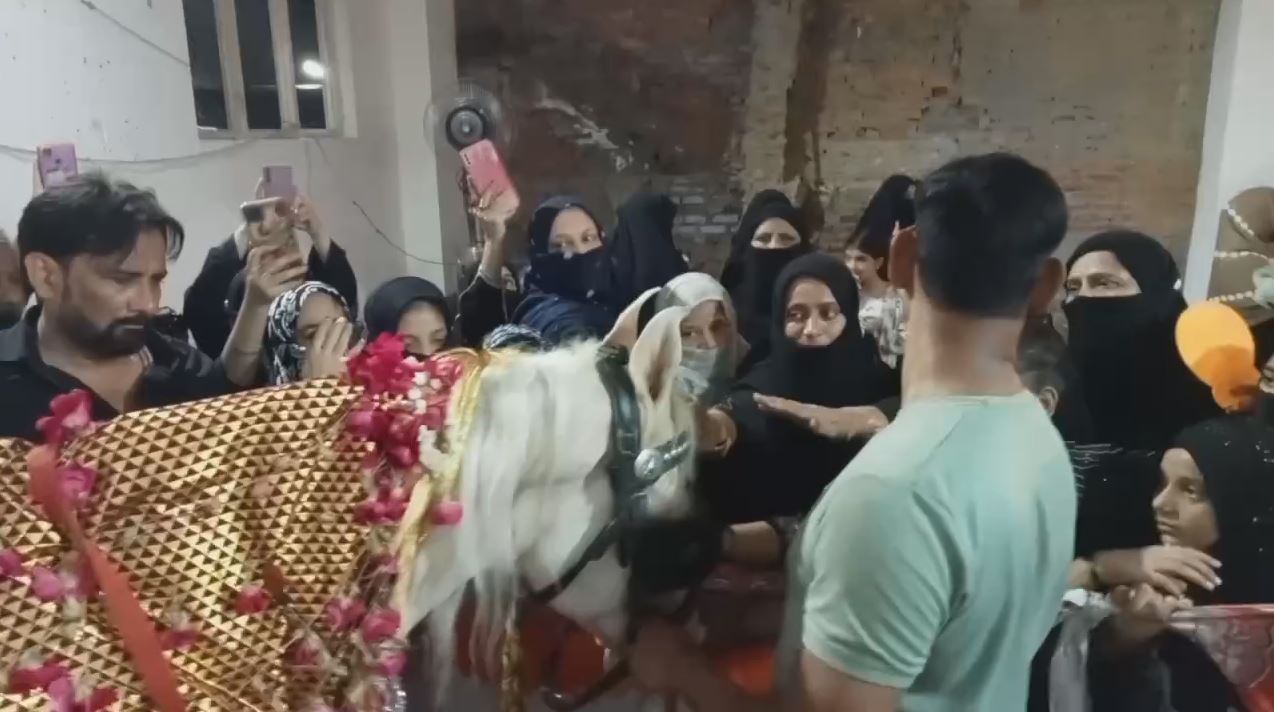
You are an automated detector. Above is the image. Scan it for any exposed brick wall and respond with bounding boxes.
[457,0,1220,268]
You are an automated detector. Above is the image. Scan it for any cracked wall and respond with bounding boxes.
[458,0,1220,267]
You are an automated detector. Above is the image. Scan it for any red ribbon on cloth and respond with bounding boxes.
[1173,605,1274,712]
[26,445,188,712]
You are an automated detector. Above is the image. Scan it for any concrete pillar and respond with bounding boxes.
[382,0,468,290]
[1185,0,1274,298]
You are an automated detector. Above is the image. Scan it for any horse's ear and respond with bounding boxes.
[628,307,685,403]
[604,287,661,350]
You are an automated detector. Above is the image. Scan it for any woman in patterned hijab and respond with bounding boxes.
[264,281,355,385]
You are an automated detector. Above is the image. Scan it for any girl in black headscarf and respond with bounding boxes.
[603,192,688,312]
[512,196,616,345]
[698,253,892,521]
[1033,415,1274,712]
[1064,231,1220,451]
[364,277,450,358]
[719,191,812,372]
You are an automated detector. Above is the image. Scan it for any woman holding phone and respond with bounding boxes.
[184,179,358,358]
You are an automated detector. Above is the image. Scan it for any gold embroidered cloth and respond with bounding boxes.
[0,379,381,711]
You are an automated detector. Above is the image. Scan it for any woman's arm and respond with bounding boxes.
[220,246,308,387]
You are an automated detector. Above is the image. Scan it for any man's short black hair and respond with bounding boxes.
[17,172,185,278]
[914,153,1067,317]
[1017,319,1068,398]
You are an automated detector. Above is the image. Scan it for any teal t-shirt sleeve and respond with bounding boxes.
[801,475,954,689]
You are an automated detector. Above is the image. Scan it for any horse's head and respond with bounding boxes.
[401,309,697,685]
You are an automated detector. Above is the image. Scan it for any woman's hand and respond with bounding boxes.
[755,395,888,440]
[243,246,307,310]
[1107,583,1192,651]
[302,318,356,381]
[1091,546,1221,596]
[470,186,518,243]
[697,407,737,455]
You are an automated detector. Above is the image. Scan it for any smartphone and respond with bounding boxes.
[262,165,296,202]
[37,143,79,188]
[460,140,518,205]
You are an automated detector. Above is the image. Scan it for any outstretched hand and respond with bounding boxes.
[755,395,888,440]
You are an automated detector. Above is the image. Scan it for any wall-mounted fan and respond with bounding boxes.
[425,79,514,152]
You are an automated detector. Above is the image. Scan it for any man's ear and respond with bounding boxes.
[23,252,63,303]
[887,226,918,295]
[1037,386,1059,417]
[1028,258,1064,317]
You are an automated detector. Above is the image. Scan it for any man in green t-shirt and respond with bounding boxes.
[630,152,1076,711]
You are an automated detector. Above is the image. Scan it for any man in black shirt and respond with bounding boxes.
[0,174,257,442]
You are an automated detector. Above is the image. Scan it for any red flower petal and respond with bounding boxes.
[359,608,401,646]
[322,596,367,632]
[233,584,272,615]
[0,548,25,579]
[429,500,464,526]
[30,566,67,603]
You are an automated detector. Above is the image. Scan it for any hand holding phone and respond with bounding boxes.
[240,198,296,252]
[460,140,519,214]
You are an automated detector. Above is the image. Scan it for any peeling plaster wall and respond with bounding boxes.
[459,0,1220,267]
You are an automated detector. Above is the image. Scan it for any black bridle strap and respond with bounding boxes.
[527,521,619,603]
[528,346,642,603]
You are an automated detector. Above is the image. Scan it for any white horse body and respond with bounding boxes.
[401,309,696,695]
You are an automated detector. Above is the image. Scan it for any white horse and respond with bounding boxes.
[400,308,697,703]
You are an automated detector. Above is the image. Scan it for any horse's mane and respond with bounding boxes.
[409,341,617,693]
[408,332,696,704]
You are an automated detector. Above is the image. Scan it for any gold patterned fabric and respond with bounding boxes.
[0,379,386,711]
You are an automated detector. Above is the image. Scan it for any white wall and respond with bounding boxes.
[1185,0,1274,298]
[0,0,463,309]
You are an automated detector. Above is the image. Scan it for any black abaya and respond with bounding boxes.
[700,253,893,522]
[1064,231,1220,452]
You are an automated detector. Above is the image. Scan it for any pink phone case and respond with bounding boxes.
[262,165,296,201]
[37,143,79,188]
[460,140,518,204]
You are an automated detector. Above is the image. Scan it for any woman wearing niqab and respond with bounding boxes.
[719,191,812,372]
[1064,231,1220,451]
[699,253,892,521]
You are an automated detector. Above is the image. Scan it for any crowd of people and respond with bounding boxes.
[1,150,1272,711]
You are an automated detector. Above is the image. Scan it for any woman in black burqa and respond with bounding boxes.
[1064,231,1220,452]
[719,191,812,373]
[699,253,893,522]
[1032,414,1274,712]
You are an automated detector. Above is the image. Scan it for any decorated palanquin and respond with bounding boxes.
[0,335,476,711]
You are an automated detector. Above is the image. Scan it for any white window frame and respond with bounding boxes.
[198,0,343,138]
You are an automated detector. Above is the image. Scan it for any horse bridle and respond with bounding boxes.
[526,345,698,710]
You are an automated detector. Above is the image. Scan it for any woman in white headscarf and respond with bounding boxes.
[608,272,748,407]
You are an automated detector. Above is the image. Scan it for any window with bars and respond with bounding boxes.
[181,0,341,136]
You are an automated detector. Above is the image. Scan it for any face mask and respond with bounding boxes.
[676,345,730,405]
[529,249,609,303]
